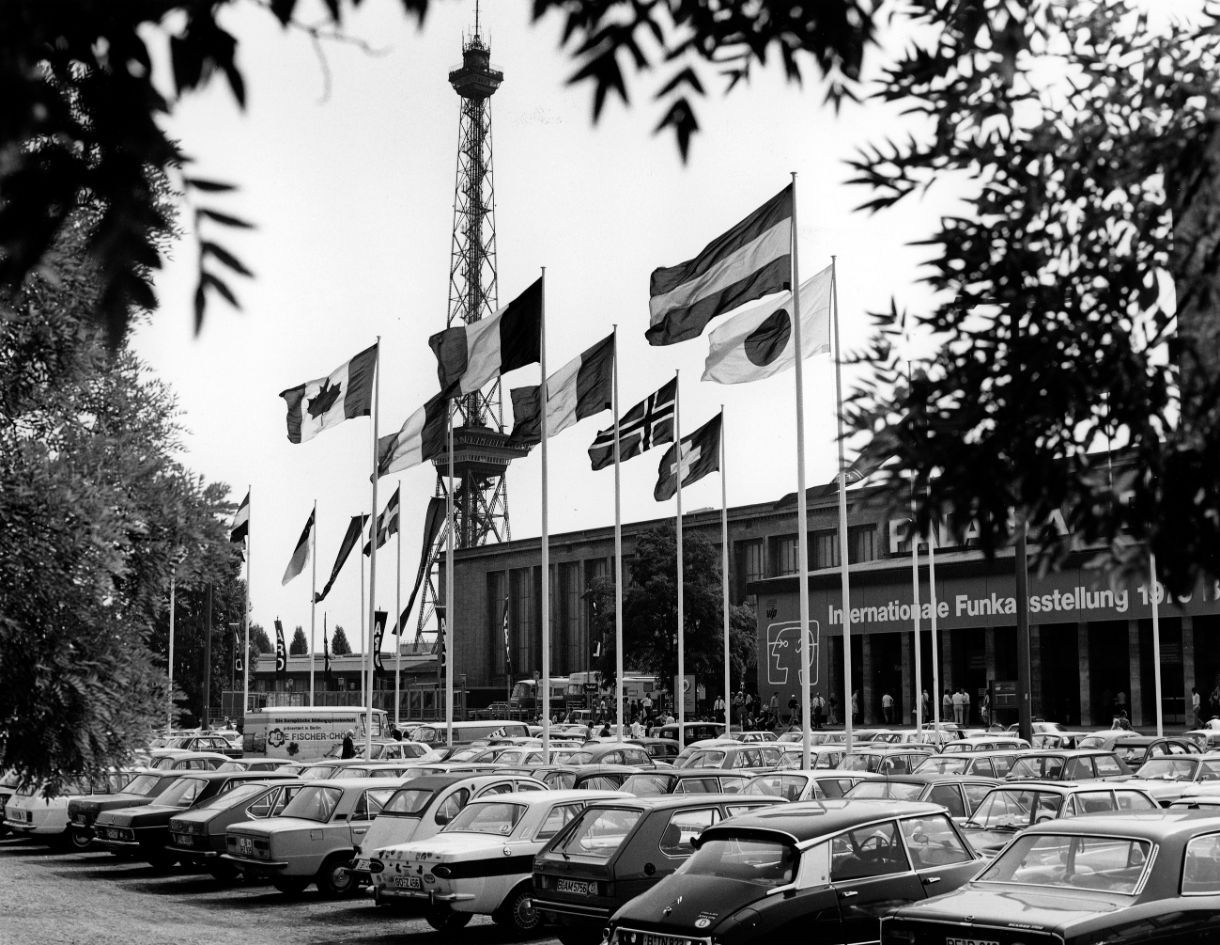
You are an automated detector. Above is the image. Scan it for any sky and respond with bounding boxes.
[132,0,1196,655]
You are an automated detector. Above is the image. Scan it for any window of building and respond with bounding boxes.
[849,525,877,563]
[812,529,839,569]
[736,539,764,597]
[511,568,534,672]
[771,535,798,576]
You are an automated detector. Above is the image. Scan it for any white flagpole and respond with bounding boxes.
[445,404,455,748]
[788,173,813,770]
[613,325,625,740]
[831,256,853,753]
[310,500,317,707]
[929,526,941,729]
[168,569,176,731]
[721,406,731,735]
[365,339,381,757]
[1151,551,1163,736]
[540,267,551,755]
[675,370,685,734]
[911,484,922,731]
[242,484,251,725]
[395,481,403,730]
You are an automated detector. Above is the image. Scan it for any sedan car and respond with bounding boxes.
[844,773,999,819]
[533,794,782,945]
[775,744,846,770]
[371,790,624,933]
[3,771,136,847]
[66,770,186,848]
[147,751,232,771]
[605,801,982,945]
[882,812,1220,945]
[1005,750,1131,781]
[559,743,656,768]
[839,747,936,775]
[675,743,783,771]
[940,736,1030,753]
[913,750,1023,779]
[1121,755,1220,806]
[959,781,1159,856]
[619,769,754,796]
[742,770,881,801]
[154,734,243,759]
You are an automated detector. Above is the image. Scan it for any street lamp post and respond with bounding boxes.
[168,571,176,732]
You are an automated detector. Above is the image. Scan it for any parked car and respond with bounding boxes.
[839,747,936,775]
[775,744,846,769]
[742,770,881,801]
[605,800,982,945]
[675,743,783,771]
[1120,754,1220,805]
[778,730,845,746]
[154,733,243,759]
[147,751,232,771]
[651,722,726,747]
[959,781,1159,856]
[619,768,754,796]
[1031,730,1091,749]
[844,773,998,819]
[941,735,1030,753]
[222,777,399,896]
[3,771,135,847]
[534,793,782,945]
[348,773,547,892]
[626,738,681,764]
[1108,735,1201,769]
[914,750,1024,778]
[167,778,306,879]
[371,790,625,932]
[735,731,779,743]
[0,770,20,838]
[213,757,288,773]
[66,770,186,848]
[93,770,292,869]
[560,742,656,768]
[321,739,432,761]
[1006,750,1132,781]
[882,812,1220,945]
[1184,728,1220,751]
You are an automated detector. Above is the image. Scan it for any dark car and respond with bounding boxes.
[839,747,936,776]
[844,773,999,820]
[619,768,754,796]
[560,742,656,769]
[605,800,982,945]
[913,750,1024,779]
[66,770,185,847]
[93,770,293,869]
[533,794,781,945]
[627,738,681,764]
[651,722,726,747]
[959,780,1159,856]
[1005,750,1132,781]
[167,778,306,880]
[1108,735,1201,769]
[742,771,880,801]
[675,743,784,771]
[882,812,1220,945]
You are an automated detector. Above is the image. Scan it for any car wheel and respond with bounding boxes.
[146,851,177,872]
[271,877,310,896]
[316,854,358,898]
[206,862,240,883]
[425,910,472,932]
[494,884,541,934]
[68,828,92,851]
[557,930,598,945]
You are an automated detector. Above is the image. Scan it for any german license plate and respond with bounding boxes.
[556,878,590,895]
[237,836,254,856]
[390,875,422,890]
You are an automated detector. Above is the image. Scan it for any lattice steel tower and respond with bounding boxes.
[417,15,527,644]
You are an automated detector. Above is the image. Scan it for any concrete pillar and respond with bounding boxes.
[1183,617,1197,726]
[900,633,912,725]
[1127,619,1142,726]
[1077,622,1091,727]
[939,628,954,719]
[861,633,876,725]
[1029,625,1041,720]
[983,627,996,687]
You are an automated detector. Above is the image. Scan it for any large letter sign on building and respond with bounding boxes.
[766,621,819,687]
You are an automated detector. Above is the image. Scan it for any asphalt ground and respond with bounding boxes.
[0,834,566,945]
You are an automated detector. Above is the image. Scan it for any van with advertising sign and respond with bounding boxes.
[242,706,388,761]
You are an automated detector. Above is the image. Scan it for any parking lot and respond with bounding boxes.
[0,835,563,945]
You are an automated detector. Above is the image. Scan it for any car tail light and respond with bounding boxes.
[432,865,452,878]
[368,859,384,874]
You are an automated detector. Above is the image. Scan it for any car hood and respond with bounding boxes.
[1121,778,1186,799]
[227,816,324,838]
[381,832,536,863]
[70,795,155,815]
[97,804,184,828]
[891,884,1127,932]
[612,872,766,931]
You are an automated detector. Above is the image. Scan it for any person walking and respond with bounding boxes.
[812,692,825,730]
[881,691,894,724]
[787,693,798,727]
[714,694,726,724]
[341,729,356,759]
[851,689,860,724]
[1193,687,1203,729]
[962,688,971,724]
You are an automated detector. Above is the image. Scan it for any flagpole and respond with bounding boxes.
[674,370,685,735]
[540,267,552,755]
[168,568,176,732]
[612,325,625,740]
[445,407,455,749]
[1151,551,1163,736]
[911,482,922,731]
[787,173,813,770]
[929,526,941,729]
[395,480,403,730]
[242,484,251,726]
[720,406,731,736]
[830,255,853,753]
[365,339,380,757]
[310,500,317,707]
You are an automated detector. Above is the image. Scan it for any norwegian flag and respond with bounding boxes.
[588,377,676,471]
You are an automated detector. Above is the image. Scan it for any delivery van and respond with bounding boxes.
[242,706,388,760]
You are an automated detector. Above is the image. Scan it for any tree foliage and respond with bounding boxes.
[591,525,756,698]
[250,623,273,655]
[331,624,352,656]
[290,626,309,655]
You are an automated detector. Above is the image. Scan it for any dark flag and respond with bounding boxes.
[363,485,400,556]
[434,607,447,670]
[588,377,676,471]
[647,184,793,346]
[373,610,387,675]
[509,333,614,445]
[274,619,288,679]
[323,620,332,684]
[654,412,723,501]
[397,496,446,634]
[229,489,250,543]
[281,508,314,585]
[502,599,512,677]
[315,513,369,603]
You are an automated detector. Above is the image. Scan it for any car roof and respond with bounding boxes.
[1023,810,1220,841]
[308,777,414,790]
[392,773,529,791]
[1016,749,1117,758]
[872,773,1000,786]
[629,768,748,779]
[697,799,950,845]
[465,789,624,806]
[578,793,776,812]
[988,780,1136,793]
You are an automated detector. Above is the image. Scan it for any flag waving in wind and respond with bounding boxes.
[397,496,446,634]
[510,333,614,445]
[280,343,377,443]
[702,265,832,384]
[363,486,400,556]
[378,391,448,477]
[429,278,542,396]
[281,509,315,585]
[654,412,723,501]
[229,490,250,543]
[588,377,676,471]
[315,514,369,603]
[647,185,792,346]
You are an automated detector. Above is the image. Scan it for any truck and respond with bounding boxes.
[241,705,388,761]
[565,671,660,711]
[508,676,568,713]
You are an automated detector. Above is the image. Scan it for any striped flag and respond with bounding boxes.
[281,509,314,585]
[377,392,448,477]
[647,185,792,346]
[509,333,614,445]
[279,344,377,444]
[588,377,676,471]
[429,278,542,396]
[315,514,368,603]
[229,490,250,543]
[397,496,446,634]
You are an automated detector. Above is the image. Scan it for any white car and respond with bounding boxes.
[3,771,134,846]
[370,789,625,933]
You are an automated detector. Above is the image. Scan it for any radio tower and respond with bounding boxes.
[417,7,527,646]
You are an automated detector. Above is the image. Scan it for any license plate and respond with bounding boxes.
[173,834,194,847]
[352,858,370,872]
[390,875,422,890]
[556,879,590,895]
[237,837,254,856]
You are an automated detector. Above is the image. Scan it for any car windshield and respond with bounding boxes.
[443,801,526,836]
[564,752,594,765]
[979,832,1151,894]
[298,765,337,780]
[191,782,268,811]
[840,755,875,771]
[557,807,642,859]
[1134,758,1201,781]
[968,789,1062,830]
[846,781,924,801]
[214,762,246,772]
[685,837,796,887]
[381,788,435,816]
[279,785,343,822]
[682,750,726,768]
[156,777,209,808]
[744,775,807,801]
[620,774,672,795]
[1008,757,1059,780]
[916,757,969,774]
[123,774,164,796]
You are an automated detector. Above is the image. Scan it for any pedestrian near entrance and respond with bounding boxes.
[951,689,965,725]
[341,730,356,759]
[881,692,894,724]
[942,689,953,722]
[961,688,971,724]
[787,693,798,727]
[1193,687,1203,729]
[713,695,725,724]
[851,689,860,724]
[812,692,825,729]
[921,689,930,721]
[827,693,838,726]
